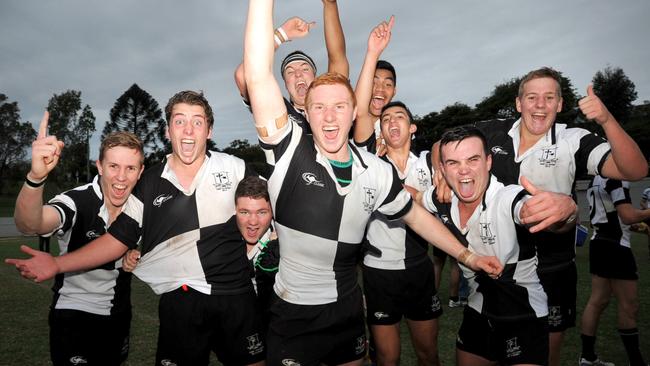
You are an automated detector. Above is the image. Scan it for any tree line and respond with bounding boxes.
[1,66,648,196]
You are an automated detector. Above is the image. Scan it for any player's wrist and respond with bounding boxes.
[25,173,47,188]
[457,248,475,267]
[274,27,290,47]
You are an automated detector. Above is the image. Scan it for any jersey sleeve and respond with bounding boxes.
[107,182,145,250]
[47,192,77,235]
[574,130,610,179]
[604,178,631,206]
[259,115,303,167]
[353,131,377,154]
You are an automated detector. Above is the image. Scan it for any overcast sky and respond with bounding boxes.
[2,0,649,159]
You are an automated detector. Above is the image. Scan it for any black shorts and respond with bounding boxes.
[456,307,548,365]
[590,238,638,280]
[156,286,264,366]
[267,287,367,365]
[538,263,577,332]
[49,308,131,366]
[363,259,442,325]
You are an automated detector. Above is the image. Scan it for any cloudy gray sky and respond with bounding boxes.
[2,0,649,159]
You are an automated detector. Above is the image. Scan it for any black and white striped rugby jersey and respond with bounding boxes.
[588,175,632,247]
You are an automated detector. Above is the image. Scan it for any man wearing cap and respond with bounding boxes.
[234,0,348,135]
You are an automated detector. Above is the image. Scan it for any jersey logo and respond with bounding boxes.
[355,335,367,355]
[416,168,430,188]
[212,171,233,191]
[548,305,562,327]
[153,194,173,207]
[491,146,508,155]
[538,147,558,167]
[86,230,100,240]
[479,222,496,245]
[301,172,325,187]
[431,295,442,312]
[505,337,522,358]
[363,187,377,213]
[282,359,301,366]
[246,333,264,355]
[374,311,389,319]
[69,356,88,365]
[438,213,450,225]
[160,360,177,366]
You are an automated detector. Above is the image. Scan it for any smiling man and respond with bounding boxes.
[7,91,264,366]
[13,116,144,366]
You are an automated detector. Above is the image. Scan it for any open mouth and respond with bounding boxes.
[112,183,128,199]
[181,139,195,153]
[458,178,475,199]
[295,81,308,96]
[323,126,339,140]
[371,95,385,110]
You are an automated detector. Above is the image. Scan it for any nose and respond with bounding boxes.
[183,122,194,135]
[116,168,127,181]
[535,95,545,108]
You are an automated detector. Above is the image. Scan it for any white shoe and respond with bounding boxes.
[579,357,615,366]
[448,299,464,308]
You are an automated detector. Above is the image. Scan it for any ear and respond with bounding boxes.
[556,97,563,113]
[486,153,493,171]
[515,97,522,113]
[207,125,213,139]
[137,164,145,179]
[95,160,102,175]
[165,126,170,140]
[409,123,417,134]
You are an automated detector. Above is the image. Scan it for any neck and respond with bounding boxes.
[168,155,204,190]
[386,144,411,173]
[458,198,482,229]
[518,127,544,156]
[322,144,351,163]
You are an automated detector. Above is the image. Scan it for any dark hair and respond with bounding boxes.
[380,101,413,123]
[439,125,489,159]
[99,131,144,165]
[235,176,269,202]
[518,67,562,98]
[376,60,396,85]
[164,90,214,128]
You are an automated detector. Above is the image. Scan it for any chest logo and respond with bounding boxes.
[86,230,101,240]
[538,147,558,167]
[491,146,508,155]
[416,168,430,188]
[212,171,233,191]
[363,187,377,213]
[153,194,173,207]
[479,222,496,245]
[302,172,325,187]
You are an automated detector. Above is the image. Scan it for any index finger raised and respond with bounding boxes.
[37,111,50,139]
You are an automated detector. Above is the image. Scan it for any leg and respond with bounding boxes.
[456,349,496,366]
[579,275,612,363]
[406,318,440,366]
[432,253,445,290]
[612,278,646,366]
[371,324,401,366]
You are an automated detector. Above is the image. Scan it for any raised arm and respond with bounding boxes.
[244,0,291,142]
[235,16,316,102]
[579,84,648,180]
[353,16,394,143]
[14,112,65,234]
[322,0,348,78]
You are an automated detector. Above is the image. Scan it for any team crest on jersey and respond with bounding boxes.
[491,146,508,155]
[416,168,429,188]
[153,194,173,207]
[246,333,264,355]
[431,295,442,312]
[479,222,496,245]
[302,172,325,187]
[282,359,301,366]
[438,213,450,225]
[538,147,558,167]
[363,187,377,213]
[212,171,233,191]
[160,360,177,366]
[355,335,367,354]
[505,337,522,358]
[548,305,562,326]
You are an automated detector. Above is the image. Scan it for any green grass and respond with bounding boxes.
[1,234,649,365]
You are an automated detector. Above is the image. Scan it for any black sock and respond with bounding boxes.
[449,296,459,302]
[580,334,597,361]
[619,328,646,366]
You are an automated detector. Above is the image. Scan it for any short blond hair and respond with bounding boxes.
[99,131,144,165]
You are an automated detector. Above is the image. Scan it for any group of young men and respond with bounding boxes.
[6,1,650,365]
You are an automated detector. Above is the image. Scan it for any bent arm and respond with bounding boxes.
[323,0,348,78]
[244,0,289,142]
[616,203,650,226]
[599,121,648,180]
[14,184,61,235]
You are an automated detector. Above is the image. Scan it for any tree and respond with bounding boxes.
[103,84,166,162]
[221,139,268,177]
[46,90,96,188]
[0,94,36,193]
[413,103,475,153]
[592,66,638,124]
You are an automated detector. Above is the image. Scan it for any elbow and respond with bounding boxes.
[624,161,648,181]
[14,221,38,236]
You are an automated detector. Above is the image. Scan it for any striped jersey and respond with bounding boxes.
[588,175,632,247]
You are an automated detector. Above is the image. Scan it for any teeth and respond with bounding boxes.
[460,179,472,183]
[113,184,126,189]
[181,139,195,144]
[323,126,338,131]
[373,95,384,100]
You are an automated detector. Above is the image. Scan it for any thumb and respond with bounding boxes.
[519,176,539,195]
[307,21,316,30]
[586,84,595,97]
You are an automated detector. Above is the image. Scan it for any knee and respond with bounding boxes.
[588,296,610,311]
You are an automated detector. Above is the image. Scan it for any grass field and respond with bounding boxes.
[1,233,649,366]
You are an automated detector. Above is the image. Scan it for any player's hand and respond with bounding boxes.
[403,184,424,204]
[121,249,141,272]
[467,255,503,278]
[434,169,452,203]
[5,245,59,283]
[367,16,394,55]
[375,136,387,157]
[578,84,614,126]
[519,176,577,233]
[29,112,65,181]
[280,17,316,41]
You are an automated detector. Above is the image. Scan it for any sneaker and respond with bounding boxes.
[449,299,464,308]
[579,357,615,366]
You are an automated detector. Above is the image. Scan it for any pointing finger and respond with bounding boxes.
[37,111,50,139]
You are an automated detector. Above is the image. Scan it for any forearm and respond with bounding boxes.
[601,119,648,180]
[55,233,128,273]
[353,50,382,142]
[323,0,348,78]
[618,204,650,225]
[403,204,466,260]
[14,184,51,234]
